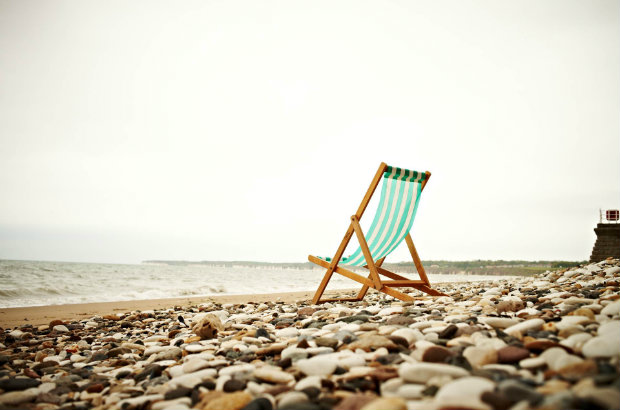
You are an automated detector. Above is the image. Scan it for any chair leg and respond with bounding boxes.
[351,216,382,289]
[405,234,430,285]
[312,223,356,304]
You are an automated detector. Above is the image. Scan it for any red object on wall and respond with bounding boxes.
[606,210,620,221]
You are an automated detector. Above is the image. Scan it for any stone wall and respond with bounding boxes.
[590,223,620,262]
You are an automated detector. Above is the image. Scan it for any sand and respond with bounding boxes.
[0,290,351,329]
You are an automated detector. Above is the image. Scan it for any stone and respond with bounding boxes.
[519,356,546,369]
[281,346,308,362]
[581,335,620,358]
[48,319,64,328]
[597,320,620,337]
[223,379,247,392]
[496,300,524,314]
[0,377,41,391]
[573,379,620,410]
[497,346,530,363]
[277,391,309,408]
[347,334,397,351]
[338,354,366,369]
[395,383,425,399]
[498,379,543,405]
[601,300,620,316]
[422,345,453,363]
[164,387,193,400]
[333,393,377,410]
[463,346,497,368]
[241,398,273,410]
[192,314,224,340]
[275,327,300,338]
[296,356,337,376]
[504,318,544,336]
[390,328,423,344]
[556,359,598,380]
[0,388,39,406]
[435,377,495,410]
[360,397,407,410]
[295,376,322,391]
[117,394,165,409]
[480,391,512,410]
[168,368,218,389]
[524,339,562,353]
[254,366,295,384]
[570,307,595,320]
[386,315,416,326]
[315,337,338,349]
[152,347,182,361]
[437,324,458,340]
[201,391,252,410]
[398,362,469,383]
[478,317,520,329]
[298,307,316,316]
[536,379,571,395]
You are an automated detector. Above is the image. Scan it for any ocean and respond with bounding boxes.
[0,260,514,308]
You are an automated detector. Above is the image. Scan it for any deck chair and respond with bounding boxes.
[309,162,447,304]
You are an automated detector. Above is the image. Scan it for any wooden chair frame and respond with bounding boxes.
[309,162,447,304]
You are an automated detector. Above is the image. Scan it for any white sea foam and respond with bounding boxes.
[0,260,513,308]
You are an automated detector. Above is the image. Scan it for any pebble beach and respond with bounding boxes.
[1,259,619,410]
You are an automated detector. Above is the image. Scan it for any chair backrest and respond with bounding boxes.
[342,166,427,266]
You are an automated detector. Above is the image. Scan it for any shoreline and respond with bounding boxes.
[0,290,351,329]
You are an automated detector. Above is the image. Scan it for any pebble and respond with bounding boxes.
[296,356,338,376]
[254,366,295,384]
[360,397,407,410]
[0,259,618,410]
[435,377,495,410]
[503,318,545,337]
[399,362,469,383]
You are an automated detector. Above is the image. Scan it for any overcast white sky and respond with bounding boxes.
[0,0,618,264]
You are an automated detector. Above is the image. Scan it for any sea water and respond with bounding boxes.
[0,260,513,308]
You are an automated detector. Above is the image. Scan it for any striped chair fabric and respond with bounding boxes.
[323,166,427,266]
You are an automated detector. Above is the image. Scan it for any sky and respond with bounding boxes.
[0,0,618,264]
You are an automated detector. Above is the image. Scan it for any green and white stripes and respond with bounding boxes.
[341,167,426,267]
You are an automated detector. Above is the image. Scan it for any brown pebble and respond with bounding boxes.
[369,367,399,381]
[524,340,561,353]
[438,324,459,339]
[196,391,225,409]
[422,345,453,363]
[334,393,377,410]
[347,335,398,352]
[263,384,292,396]
[48,320,64,329]
[497,346,530,363]
[202,392,252,410]
[557,360,598,381]
[192,314,224,340]
[496,300,525,314]
[360,397,407,410]
[298,307,316,316]
[24,368,40,378]
[569,308,595,320]
[86,383,104,393]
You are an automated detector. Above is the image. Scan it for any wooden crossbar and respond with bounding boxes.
[382,280,426,287]
[309,255,376,288]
